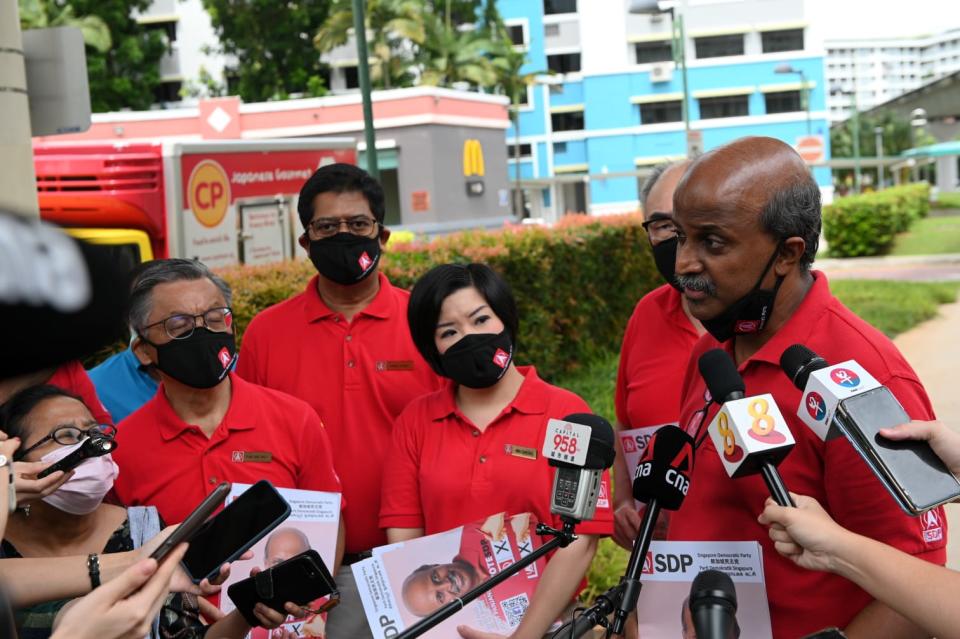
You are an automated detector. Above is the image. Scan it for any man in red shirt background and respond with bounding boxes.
[667,136,944,638]
[237,164,440,638]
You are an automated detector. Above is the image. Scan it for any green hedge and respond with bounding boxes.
[823,183,930,257]
[219,215,659,380]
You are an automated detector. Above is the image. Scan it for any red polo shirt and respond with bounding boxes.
[615,284,699,429]
[112,374,342,525]
[48,360,113,427]
[237,273,441,553]
[380,367,613,537]
[668,272,945,639]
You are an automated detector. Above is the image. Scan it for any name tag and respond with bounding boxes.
[231,451,272,463]
[504,444,537,460]
[377,360,414,371]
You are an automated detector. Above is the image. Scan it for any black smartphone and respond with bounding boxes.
[150,482,231,562]
[37,435,117,479]
[181,480,291,584]
[227,549,339,627]
[835,388,960,515]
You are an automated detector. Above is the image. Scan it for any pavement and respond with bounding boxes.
[820,253,960,570]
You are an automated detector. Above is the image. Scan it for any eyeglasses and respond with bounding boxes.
[140,306,233,341]
[17,424,109,459]
[305,216,379,241]
[641,216,678,240]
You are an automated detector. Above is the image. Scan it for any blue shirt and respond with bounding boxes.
[88,347,158,423]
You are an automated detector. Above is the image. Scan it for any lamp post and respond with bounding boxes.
[351,0,378,180]
[830,83,861,194]
[910,107,927,183]
[774,63,811,135]
[874,126,884,189]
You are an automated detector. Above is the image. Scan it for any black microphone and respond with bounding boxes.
[610,425,695,635]
[690,569,740,639]
[698,349,796,507]
[544,413,616,523]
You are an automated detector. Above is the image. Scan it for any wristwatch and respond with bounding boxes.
[0,454,16,515]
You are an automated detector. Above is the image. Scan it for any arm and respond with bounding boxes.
[334,519,345,573]
[760,494,960,639]
[386,527,424,544]
[612,424,641,551]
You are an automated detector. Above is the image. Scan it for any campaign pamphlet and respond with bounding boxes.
[636,541,773,638]
[619,425,675,506]
[220,484,342,639]
[353,512,548,639]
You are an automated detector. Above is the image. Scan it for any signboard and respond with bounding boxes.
[796,134,826,165]
[686,130,703,157]
[411,190,431,212]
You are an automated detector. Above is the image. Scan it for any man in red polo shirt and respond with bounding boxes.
[667,136,944,638]
[111,258,344,569]
[237,164,440,638]
[613,160,702,553]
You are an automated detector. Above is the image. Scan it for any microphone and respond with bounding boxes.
[689,569,740,639]
[543,413,616,523]
[698,349,796,507]
[610,425,695,635]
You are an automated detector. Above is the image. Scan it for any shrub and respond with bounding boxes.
[823,183,930,257]
[218,215,660,381]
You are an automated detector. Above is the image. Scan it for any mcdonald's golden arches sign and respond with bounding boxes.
[463,139,485,177]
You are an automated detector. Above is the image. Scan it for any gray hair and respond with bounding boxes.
[760,173,822,271]
[640,160,690,212]
[128,258,232,332]
[264,527,311,561]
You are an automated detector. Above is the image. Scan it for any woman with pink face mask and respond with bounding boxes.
[0,385,288,639]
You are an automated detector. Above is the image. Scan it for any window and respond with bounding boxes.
[553,142,567,153]
[694,34,744,59]
[639,100,682,124]
[634,41,673,64]
[764,90,801,114]
[543,0,576,15]
[545,24,560,37]
[507,24,525,47]
[551,111,584,131]
[344,66,359,89]
[761,28,804,53]
[698,95,748,118]
[145,20,177,43]
[513,86,530,107]
[508,143,532,157]
[547,52,581,74]
[154,80,182,103]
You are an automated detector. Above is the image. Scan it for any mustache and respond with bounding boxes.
[674,273,718,296]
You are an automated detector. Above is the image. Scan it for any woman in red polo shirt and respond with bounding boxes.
[380,263,612,639]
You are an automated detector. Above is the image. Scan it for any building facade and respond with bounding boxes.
[826,29,960,122]
[498,0,831,217]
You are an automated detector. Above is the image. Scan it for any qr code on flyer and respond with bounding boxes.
[500,593,530,627]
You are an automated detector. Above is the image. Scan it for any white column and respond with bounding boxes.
[0,0,39,217]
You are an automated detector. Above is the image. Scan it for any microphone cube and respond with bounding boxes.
[707,394,795,478]
[797,361,881,440]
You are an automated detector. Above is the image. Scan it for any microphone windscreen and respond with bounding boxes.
[690,569,738,612]
[780,344,829,390]
[632,425,694,510]
[562,413,616,470]
[698,349,745,404]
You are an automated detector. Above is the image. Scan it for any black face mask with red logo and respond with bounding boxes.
[150,328,237,389]
[309,232,380,286]
[439,330,514,389]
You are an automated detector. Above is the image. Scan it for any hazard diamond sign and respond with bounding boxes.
[796,135,825,165]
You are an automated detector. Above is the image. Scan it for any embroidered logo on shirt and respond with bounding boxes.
[922,509,944,543]
[597,481,610,509]
[376,360,414,371]
[231,451,273,463]
[504,444,537,460]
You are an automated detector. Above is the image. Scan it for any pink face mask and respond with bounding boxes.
[39,441,119,515]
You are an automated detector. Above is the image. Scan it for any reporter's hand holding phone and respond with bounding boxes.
[12,460,73,504]
[137,525,253,596]
[880,420,960,478]
[757,493,857,573]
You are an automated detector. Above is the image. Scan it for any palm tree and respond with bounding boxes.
[18,0,111,53]
[314,0,425,90]
[418,15,498,88]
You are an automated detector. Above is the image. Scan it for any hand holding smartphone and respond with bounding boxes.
[150,482,231,562]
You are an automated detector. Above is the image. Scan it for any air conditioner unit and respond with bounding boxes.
[650,62,673,83]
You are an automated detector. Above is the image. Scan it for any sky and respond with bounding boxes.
[806,0,960,39]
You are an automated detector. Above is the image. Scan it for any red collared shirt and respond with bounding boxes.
[669,272,945,639]
[237,273,441,553]
[48,360,113,427]
[380,367,613,537]
[112,374,342,525]
[616,284,699,429]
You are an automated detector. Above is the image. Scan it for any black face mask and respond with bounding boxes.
[651,236,682,292]
[701,247,784,343]
[150,328,237,389]
[438,331,514,389]
[309,232,381,286]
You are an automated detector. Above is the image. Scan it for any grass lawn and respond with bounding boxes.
[933,192,960,210]
[890,213,960,256]
[556,279,960,600]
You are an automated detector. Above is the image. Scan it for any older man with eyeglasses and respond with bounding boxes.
[110,258,345,570]
[236,163,441,639]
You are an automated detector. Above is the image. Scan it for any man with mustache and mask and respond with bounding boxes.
[667,136,944,639]
[236,164,441,639]
[110,259,345,569]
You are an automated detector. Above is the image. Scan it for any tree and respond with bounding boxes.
[203,0,332,102]
[18,0,112,53]
[831,110,936,158]
[417,15,498,88]
[314,0,426,90]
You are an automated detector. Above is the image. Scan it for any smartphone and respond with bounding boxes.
[37,435,117,479]
[801,629,848,638]
[227,550,339,627]
[835,388,960,515]
[150,482,231,562]
[180,480,291,584]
